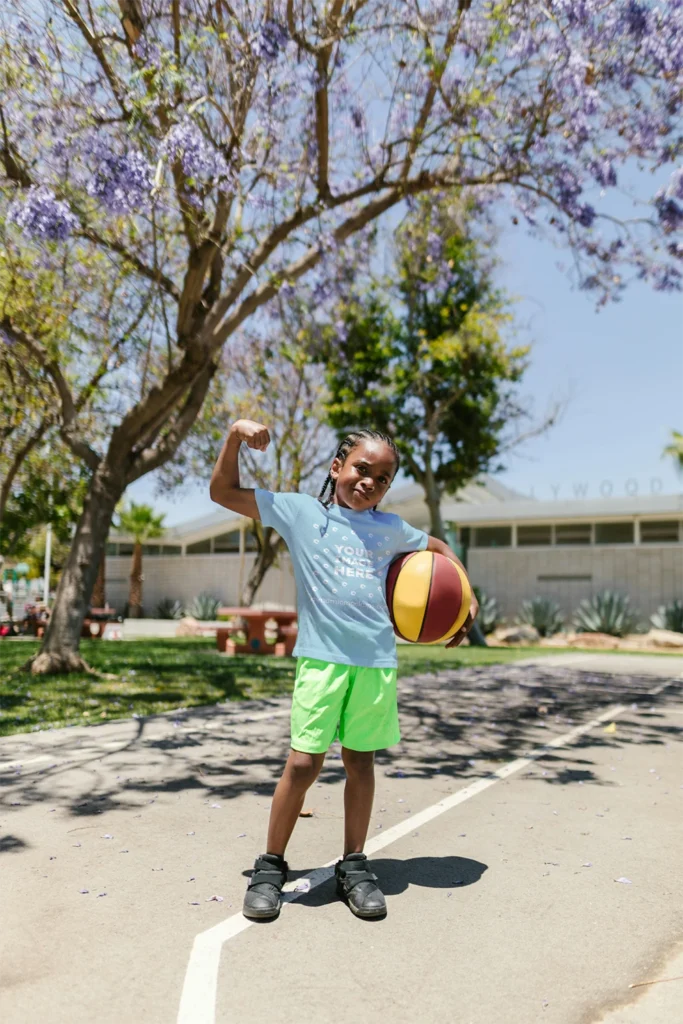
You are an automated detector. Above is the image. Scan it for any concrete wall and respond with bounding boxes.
[105,553,297,615]
[468,545,683,621]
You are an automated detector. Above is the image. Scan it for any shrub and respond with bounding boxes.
[472,587,499,634]
[573,590,638,637]
[651,599,683,633]
[517,597,564,637]
[157,598,184,620]
[185,592,221,621]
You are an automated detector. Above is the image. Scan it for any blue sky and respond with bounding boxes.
[130,175,683,526]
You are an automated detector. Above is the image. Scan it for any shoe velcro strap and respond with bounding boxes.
[337,868,378,888]
[248,868,286,889]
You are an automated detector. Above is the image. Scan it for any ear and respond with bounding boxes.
[329,456,343,480]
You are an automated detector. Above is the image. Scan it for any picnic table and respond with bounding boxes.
[216,607,298,657]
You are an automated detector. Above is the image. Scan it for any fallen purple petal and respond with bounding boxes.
[79,889,89,894]
[236,832,247,838]
[615,877,633,884]
[206,895,224,902]
[187,831,195,836]
[101,834,113,839]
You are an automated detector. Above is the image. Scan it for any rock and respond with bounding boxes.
[492,624,540,644]
[539,633,575,648]
[569,632,620,649]
[646,628,683,649]
[175,616,202,637]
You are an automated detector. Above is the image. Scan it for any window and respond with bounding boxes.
[459,527,471,547]
[161,545,181,556]
[213,531,240,553]
[142,544,160,556]
[595,522,634,545]
[555,523,591,545]
[640,520,680,543]
[118,543,134,556]
[518,525,552,546]
[186,539,212,554]
[472,526,512,548]
[105,543,118,556]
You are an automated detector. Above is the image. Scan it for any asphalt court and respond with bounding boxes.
[1,652,682,1024]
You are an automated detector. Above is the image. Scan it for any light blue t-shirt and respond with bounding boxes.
[255,490,429,669]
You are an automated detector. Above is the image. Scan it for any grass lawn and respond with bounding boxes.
[0,638,554,738]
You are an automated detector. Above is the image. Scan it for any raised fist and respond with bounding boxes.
[230,419,271,452]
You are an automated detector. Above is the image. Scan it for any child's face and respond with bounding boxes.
[330,440,397,511]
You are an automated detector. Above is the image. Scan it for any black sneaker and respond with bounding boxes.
[243,853,288,920]
[335,852,387,918]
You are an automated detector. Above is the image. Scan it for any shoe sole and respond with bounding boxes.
[242,904,281,920]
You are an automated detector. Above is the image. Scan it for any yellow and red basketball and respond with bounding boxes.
[386,550,472,644]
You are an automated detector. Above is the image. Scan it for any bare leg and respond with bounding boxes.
[341,747,376,855]
[266,749,325,857]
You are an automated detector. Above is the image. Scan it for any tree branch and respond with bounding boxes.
[0,317,101,471]
[125,360,217,482]
[81,228,180,300]
[62,0,130,117]
[0,417,51,525]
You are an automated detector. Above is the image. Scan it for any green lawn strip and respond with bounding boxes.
[0,638,677,738]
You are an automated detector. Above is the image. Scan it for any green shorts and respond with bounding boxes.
[290,657,401,754]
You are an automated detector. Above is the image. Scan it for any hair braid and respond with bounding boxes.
[318,428,400,511]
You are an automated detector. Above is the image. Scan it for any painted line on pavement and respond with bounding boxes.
[177,679,682,1024]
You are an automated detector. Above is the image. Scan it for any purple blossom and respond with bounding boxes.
[590,157,617,188]
[253,20,288,63]
[161,120,230,184]
[623,1,649,40]
[87,147,153,214]
[654,195,683,234]
[8,186,78,242]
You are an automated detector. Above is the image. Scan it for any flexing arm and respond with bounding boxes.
[426,535,479,648]
[209,419,271,519]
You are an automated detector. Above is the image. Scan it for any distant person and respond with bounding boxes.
[210,419,477,920]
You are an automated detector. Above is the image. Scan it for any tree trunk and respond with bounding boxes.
[92,552,106,608]
[240,530,284,606]
[25,464,126,674]
[128,542,143,617]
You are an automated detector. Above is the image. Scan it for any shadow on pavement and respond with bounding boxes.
[278,855,488,915]
[1,664,681,827]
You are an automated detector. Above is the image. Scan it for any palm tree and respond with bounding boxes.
[116,502,165,618]
[664,431,683,473]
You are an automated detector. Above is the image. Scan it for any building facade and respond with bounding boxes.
[107,482,683,623]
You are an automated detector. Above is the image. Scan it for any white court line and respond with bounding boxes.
[177,677,683,1024]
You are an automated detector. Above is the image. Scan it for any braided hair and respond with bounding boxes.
[318,429,400,511]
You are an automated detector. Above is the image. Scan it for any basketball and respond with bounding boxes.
[386,550,472,644]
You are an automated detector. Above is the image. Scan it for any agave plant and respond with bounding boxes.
[157,598,184,620]
[573,590,638,637]
[472,587,500,635]
[185,592,221,621]
[651,599,683,633]
[517,597,564,637]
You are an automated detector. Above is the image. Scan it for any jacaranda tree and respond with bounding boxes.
[0,0,682,671]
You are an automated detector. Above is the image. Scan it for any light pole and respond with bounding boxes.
[43,522,52,606]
